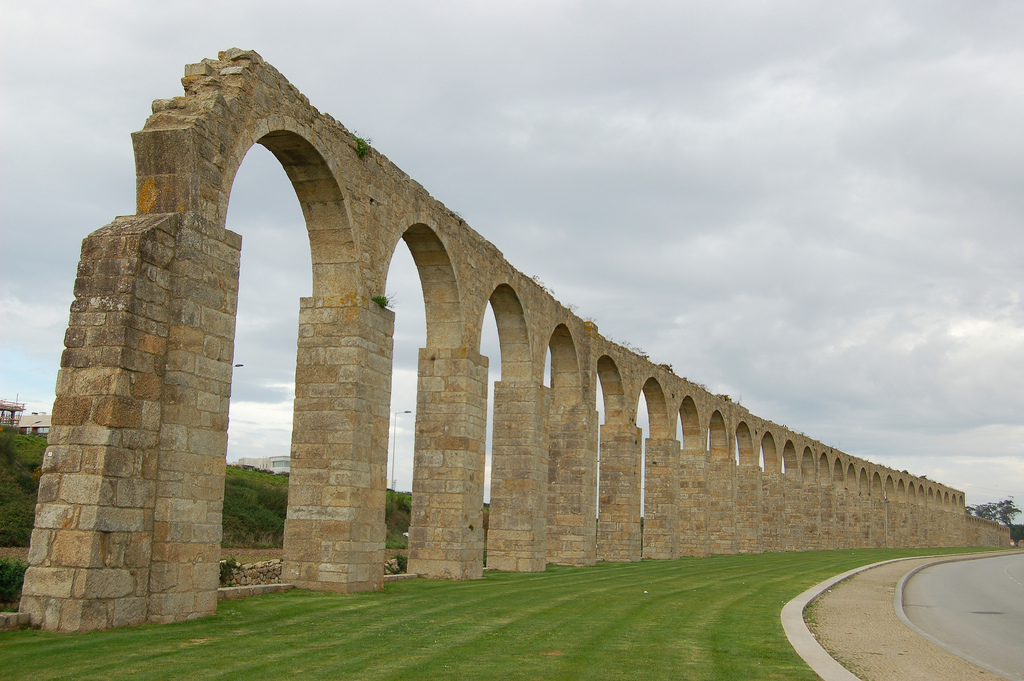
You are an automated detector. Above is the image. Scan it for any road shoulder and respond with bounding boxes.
[796,553,1009,681]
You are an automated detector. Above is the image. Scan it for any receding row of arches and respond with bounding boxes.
[221,123,970,575]
[25,53,1004,635]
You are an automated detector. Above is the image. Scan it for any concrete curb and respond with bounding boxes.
[894,552,1020,681]
[781,551,1013,681]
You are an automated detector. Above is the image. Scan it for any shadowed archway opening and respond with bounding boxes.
[709,411,729,460]
[736,422,755,467]
[801,448,815,484]
[762,432,780,475]
[783,441,798,481]
[833,458,844,484]
[678,396,700,449]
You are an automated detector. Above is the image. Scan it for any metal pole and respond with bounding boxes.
[390,410,411,490]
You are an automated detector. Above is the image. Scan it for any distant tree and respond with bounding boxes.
[1012,525,1024,543]
[967,497,1021,526]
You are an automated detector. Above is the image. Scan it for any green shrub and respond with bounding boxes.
[219,557,238,586]
[0,556,28,603]
[385,489,411,549]
[0,428,43,547]
[13,434,47,470]
[0,427,14,466]
[221,467,289,548]
[354,136,371,158]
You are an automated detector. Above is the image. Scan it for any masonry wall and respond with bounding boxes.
[22,49,1009,632]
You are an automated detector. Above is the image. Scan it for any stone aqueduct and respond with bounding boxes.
[21,50,1007,632]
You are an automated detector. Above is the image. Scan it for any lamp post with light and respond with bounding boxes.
[391,410,411,490]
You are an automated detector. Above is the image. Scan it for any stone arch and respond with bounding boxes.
[801,447,816,483]
[736,422,756,467]
[597,355,625,423]
[484,284,533,383]
[678,396,701,449]
[386,222,463,348]
[847,463,857,489]
[782,441,798,480]
[832,457,844,483]
[908,482,917,502]
[544,322,594,567]
[859,468,870,495]
[872,471,883,496]
[885,475,895,497]
[249,130,360,297]
[761,432,780,474]
[547,324,582,407]
[640,377,672,440]
[944,491,950,506]
[818,453,831,483]
[483,282,548,573]
[897,478,906,496]
[596,353,642,562]
[708,411,729,461]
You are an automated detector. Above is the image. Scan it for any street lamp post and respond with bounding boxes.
[391,410,411,490]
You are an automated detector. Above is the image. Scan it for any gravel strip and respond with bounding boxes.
[807,557,994,681]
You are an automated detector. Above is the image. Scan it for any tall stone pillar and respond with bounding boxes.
[407,347,488,579]
[818,482,835,550]
[597,422,642,562]
[21,212,238,632]
[761,474,784,553]
[678,446,709,557]
[802,479,820,550]
[642,438,680,560]
[707,458,736,554]
[856,493,871,548]
[546,405,599,566]
[487,381,549,572]
[834,485,850,549]
[782,479,804,551]
[147,215,241,623]
[913,498,925,547]
[282,296,394,594]
[734,464,763,553]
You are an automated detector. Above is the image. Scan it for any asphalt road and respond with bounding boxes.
[902,552,1024,680]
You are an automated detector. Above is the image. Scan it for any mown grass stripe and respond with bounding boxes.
[0,547,998,680]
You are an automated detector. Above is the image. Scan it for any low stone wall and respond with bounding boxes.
[221,559,282,587]
[0,612,31,631]
[221,556,407,588]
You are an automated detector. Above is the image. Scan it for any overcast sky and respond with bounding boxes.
[2,1,1022,509]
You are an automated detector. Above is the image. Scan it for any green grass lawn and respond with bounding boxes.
[0,547,993,680]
